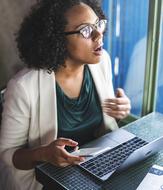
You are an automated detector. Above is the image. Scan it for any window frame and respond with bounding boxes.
[141,0,162,116]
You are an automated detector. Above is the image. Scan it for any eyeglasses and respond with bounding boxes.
[64,19,107,39]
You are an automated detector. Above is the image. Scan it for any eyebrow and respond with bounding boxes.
[75,18,99,30]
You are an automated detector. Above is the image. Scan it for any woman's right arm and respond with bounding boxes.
[0,78,84,170]
[13,137,84,170]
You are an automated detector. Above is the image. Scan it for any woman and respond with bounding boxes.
[0,0,131,189]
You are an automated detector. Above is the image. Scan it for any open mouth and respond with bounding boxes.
[95,46,103,52]
[93,45,103,55]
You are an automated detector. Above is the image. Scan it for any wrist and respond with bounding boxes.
[32,145,48,163]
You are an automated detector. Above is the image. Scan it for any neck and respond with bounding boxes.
[56,59,85,79]
[55,59,85,98]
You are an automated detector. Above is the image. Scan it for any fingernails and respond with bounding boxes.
[79,157,85,162]
[75,146,79,151]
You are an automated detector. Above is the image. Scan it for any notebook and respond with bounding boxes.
[136,164,163,190]
[72,128,163,181]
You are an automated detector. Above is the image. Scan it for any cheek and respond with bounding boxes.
[66,39,101,64]
[67,41,91,57]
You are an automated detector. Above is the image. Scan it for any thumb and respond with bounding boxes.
[116,88,125,97]
[55,138,78,147]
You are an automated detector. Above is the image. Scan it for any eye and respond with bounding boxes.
[80,25,93,38]
[97,20,102,26]
[97,20,106,32]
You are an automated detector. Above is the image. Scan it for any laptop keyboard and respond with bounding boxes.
[80,137,148,181]
[36,163,102,190]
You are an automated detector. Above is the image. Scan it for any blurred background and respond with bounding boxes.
[0,0,37,89]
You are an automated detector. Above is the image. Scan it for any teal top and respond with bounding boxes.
[56,65,103,146]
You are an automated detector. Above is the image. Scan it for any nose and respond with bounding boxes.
[92,30,103,42]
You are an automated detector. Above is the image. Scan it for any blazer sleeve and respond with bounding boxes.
[102,49,115,97]
[0,78,30,167]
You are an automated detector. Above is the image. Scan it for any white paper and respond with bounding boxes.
[136,165,163,190]
[70,147,111,157]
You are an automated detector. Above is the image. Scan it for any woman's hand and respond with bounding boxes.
[102,88,131,120]
[43,138,85,167]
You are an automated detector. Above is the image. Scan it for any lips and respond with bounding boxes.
[93,44,103,55]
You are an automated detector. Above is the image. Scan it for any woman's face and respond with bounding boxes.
[65,3,105,65]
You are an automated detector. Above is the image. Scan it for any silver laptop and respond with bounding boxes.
[71,128,163,181]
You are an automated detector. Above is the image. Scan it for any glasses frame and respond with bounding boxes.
[64,19,107,39]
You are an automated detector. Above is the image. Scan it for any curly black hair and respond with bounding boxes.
[16,0,105,72]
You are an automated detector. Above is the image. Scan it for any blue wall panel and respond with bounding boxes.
[102,0,149,89]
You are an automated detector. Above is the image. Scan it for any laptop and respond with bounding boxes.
[35,127,163,190]
[70,128,163,181]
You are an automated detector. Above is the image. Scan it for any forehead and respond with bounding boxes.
[65,3,98,29]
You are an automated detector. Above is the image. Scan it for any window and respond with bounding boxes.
[102,0,162,117]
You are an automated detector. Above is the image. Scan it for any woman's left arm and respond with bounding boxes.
[102,88,131,120]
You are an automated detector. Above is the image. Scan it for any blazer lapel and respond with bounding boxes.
[38,70,58,145]
[88,63,118,132]
[88,64,108,102]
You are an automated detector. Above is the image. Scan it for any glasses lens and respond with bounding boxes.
[79,20,107,39]
[80,25,93,39]
[96,20,106,32]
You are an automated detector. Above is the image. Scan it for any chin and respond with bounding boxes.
[87,62,100,65]
[92,57,101,64]
[85,55,102,65]
[91,52,103,64]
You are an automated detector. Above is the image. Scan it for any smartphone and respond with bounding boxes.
[70,147,105,157]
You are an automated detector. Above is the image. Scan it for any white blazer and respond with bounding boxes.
[0,50,118,190]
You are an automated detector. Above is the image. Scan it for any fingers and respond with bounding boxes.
[47,138,84,167]
[57,155,85,167]
[102,107,130,119]
[55,148,85,167]
[102,96,131,112]
[103,99,131,108]
[74,146,79,151]
[60,148,80,160]
[102,101,131,119]
[103,104,130,113]
[66,154,85,165]
[116,88,125,97]
[102,89,131,119]
[55,138,78,147]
